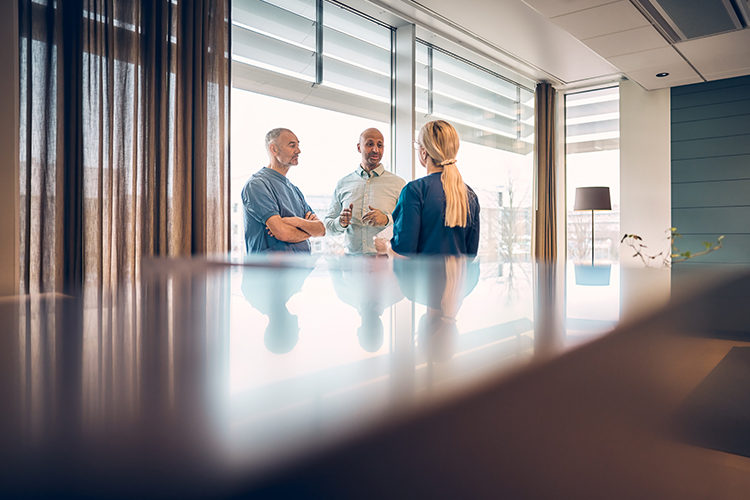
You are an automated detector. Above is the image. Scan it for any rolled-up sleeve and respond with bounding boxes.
[242,179,278,224]
[391,183,422,255]
[324,183,345,235]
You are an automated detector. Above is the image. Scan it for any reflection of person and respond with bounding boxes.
[241,128,325,253]
[241,262,315,354]
[394,256,480,361]
[374,120,479,257]
[324,128,405,255]
[328,256,404,352]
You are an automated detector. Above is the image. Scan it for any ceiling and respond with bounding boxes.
[372,0,750,90]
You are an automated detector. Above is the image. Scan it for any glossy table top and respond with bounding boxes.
[1,255,749,498]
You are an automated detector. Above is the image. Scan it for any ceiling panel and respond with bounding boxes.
[606,46,684,73]
[625,63,702,90]
[676,29,750,78]
[582,25,669,58]
[378,0,750,90]
[395,0,620,84]
[703,66,750,82]
[550,1,650,40]
[522,0,617,19]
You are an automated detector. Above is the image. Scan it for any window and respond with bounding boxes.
[415,41,535,264]
[227,0,541,401]
[565,86,620,263]
[564,86,620,344]
[232,0,392,122]
[230,0,393,260]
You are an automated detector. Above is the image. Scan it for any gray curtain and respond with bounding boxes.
[533,82,557,262]
[19,0,230,296]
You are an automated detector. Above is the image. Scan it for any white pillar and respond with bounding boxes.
[394,24,415,182]
[619,79,671,317]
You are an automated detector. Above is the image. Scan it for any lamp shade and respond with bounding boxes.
[574,186,611,211]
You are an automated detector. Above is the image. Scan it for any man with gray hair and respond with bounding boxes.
[241,128,325,253]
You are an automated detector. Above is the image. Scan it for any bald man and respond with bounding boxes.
[324,128,406,255]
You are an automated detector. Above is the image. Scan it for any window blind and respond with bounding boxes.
[416,41,534,155]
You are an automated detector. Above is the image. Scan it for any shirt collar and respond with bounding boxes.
[358,164,384,178]
[263,166,290,183]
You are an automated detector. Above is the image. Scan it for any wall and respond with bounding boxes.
[619,79,672,317]
[0,0,19,296]
[671,75,750,266]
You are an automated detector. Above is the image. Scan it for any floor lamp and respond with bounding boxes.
[574,187,612,265]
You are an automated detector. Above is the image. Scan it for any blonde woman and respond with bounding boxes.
[375,120,480,256]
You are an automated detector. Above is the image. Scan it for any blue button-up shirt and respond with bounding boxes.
[324,165,406,255]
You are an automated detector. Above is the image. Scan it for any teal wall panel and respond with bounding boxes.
[671,75,750,266]
[672,207,750,233]
[672,179,750,208]
[672,135,750,160]
[672,79,750,109]
[671,234,750,264]
[672,155,750,183]
[672,114,750,141]
[672,75,750,96]
[671,98,750,123]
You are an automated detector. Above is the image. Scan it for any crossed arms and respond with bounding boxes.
[266,212,326,243]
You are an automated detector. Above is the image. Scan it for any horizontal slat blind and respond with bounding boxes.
[416,41,534,155]
[232,0,391,120]
[565,86,619,155]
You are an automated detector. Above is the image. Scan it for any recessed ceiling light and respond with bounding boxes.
[656,72,669,77]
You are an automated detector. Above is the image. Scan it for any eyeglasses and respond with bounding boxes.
[412,141,421,151]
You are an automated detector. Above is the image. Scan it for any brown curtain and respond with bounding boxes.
[533,83,557,262]
[19,0,230,296]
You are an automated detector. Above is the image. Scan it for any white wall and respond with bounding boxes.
[0,0,19,296]
[619,79,671,317]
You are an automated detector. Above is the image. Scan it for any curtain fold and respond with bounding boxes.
[19,0,230,295]
[533,83,557,262]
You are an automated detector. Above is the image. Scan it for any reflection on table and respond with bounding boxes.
[1,254,655,498]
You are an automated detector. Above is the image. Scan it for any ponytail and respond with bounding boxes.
[418,120,469,228]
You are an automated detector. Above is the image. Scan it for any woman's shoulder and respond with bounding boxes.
[404,175,434,192]
[407,174,435,185]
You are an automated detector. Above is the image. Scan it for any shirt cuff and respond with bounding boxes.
[260,211,280,224]
[385,213,393,227]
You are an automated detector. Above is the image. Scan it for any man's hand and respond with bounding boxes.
[340,204,353,228]
[373,236,389,254]
[362,205,388,227]
[281,213,326,238]
[265,215,312,243]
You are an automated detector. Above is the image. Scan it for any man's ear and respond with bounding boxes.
[356,143,362,154]
[269,143,277,156]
